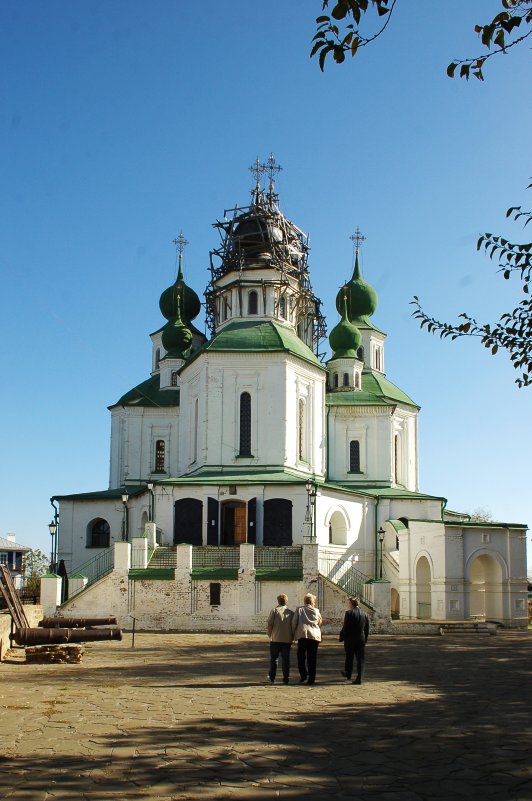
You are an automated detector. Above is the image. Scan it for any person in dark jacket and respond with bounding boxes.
[339,596,369,684]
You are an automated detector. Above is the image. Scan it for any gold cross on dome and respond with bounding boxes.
[350,227,366,252]
[262,153,282,187]
[249,156,266,192]
[172,231,189,256]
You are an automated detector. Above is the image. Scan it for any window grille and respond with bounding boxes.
[155,440,166,472]
[349,440,360,473]
[239,392,252,456]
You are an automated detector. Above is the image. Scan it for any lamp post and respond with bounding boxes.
[305,480,317,542]
[121,490,129,541]
[48,520,58,573]
[378,526,385,579]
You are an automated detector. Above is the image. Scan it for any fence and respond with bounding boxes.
[192,547,240,568]
[254,547,303,569]
[69,548,114,591]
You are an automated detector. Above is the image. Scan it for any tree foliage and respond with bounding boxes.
[22,549,49,592]
[411,194,532,387]
[311,0,532,77]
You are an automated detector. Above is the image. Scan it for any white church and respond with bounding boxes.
[49,160,528,631]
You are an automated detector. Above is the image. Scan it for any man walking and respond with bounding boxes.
[339,596,369,685]
[267,593,294,684]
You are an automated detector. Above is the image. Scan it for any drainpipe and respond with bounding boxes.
[374,497,380,579]
[325,405,330,482]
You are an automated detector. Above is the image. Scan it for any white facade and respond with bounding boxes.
[52,177,528,630]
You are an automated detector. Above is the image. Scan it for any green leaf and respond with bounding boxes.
[446,62,457,78]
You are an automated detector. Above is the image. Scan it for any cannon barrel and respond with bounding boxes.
[13,627,122,646]
[39,616,118,628]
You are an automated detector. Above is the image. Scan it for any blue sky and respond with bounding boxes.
[1,1,531,571]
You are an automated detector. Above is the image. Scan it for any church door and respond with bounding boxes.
[174,498,203,545]
[263,499,293,546]
[221,501,247,545]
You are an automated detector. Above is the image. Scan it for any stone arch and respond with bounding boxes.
[466,550,505,620]
[86,518,110,548]
[415,553,432,619]
[390,587,400,619]
[328,510,348,546]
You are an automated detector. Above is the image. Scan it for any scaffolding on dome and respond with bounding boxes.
[204,172,327,360]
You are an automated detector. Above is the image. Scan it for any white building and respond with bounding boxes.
[51,167,528,630]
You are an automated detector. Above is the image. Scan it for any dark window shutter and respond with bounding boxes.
[174,498,203,545]
[247,497,257,544]
[239,392,252,456]
[263,499,293,546]
[207,497,219,546]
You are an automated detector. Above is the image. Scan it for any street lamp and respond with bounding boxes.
[48,520,58,573]
[378,526,385,579]
[305,480,317,542]
[121,490,129,541]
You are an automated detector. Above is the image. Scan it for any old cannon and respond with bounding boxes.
[13,627,123,646]
[39,616,118,628]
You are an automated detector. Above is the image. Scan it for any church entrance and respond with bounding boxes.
[221,501,247,545]
[468,554,503,620]
[415,556,431,619]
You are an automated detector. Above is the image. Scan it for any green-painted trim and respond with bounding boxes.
[191,568,239,580]
[326,369,419,409]
[53,485,147,502]
[255,568,303,582]
[128,568,175,581]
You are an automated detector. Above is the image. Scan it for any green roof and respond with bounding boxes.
[52,485,147,502]
[109,374,180,410]
[158,467,317,486]
[192,320,322,368]
[326,370,419,409]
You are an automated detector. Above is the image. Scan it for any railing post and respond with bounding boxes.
[40,573,62,615]
[114,541,131,571]
[131,537,148,569]
[303,543,320,597]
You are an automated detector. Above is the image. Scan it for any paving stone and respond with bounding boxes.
[0,632,531,800]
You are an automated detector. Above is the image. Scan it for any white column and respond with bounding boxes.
[40,574,62,616]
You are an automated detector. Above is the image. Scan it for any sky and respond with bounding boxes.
[1,1,531,572]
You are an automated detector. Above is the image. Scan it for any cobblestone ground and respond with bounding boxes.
[0,632,531,800]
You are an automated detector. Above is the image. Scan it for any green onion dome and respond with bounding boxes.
[335,251,377,322]
[329,292,362,358]
[161,295,192,359]
[159,256,201,323]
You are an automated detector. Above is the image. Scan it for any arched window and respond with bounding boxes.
[155,348,161,370]
[394,434,400,484]
[248,291,258,315]
[349,440,360,473]
[155,440,166,473]
[357,346,364,360]
[298,398,305,461]
[87,518,110,548]
[239,392,252,456]
[343,373,349,387]
[279,296,286,318]
[171,371,178,386]
[334,373,339,388]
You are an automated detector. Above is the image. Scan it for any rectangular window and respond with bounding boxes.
[449,600,460,612]
[210,582,221,606]
[0,554,8,565]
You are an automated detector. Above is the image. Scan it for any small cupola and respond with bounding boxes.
[327,291,363,391]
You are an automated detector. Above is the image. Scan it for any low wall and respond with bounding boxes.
[0,606,44,660]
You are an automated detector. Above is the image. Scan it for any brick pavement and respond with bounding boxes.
[0,632,531,800]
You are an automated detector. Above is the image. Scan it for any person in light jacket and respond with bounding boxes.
[292,593,322,685]
[266,593,294,684]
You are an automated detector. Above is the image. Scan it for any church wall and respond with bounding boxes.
[59,499,125,573]
[109,407,180,487]
[327,408,394,484]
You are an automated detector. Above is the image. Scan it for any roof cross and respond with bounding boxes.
[249,156,266,194]
[350,227,366,253]
[172,231,189,256]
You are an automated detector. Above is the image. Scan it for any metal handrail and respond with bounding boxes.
[318,550,373,608]
[70,548,114,588]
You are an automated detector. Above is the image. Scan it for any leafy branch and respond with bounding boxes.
[311,0,397,70]
[411,193,532,387]
[311,0,532,78]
